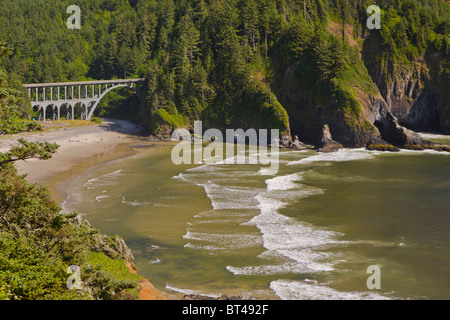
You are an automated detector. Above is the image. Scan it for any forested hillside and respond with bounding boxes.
[0,0,448,145]
[0,42,41,134]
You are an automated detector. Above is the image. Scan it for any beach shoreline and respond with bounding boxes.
[1,118,172,300]
[0,118,148,183]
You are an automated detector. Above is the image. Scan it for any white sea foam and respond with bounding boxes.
[186,165,215,172]
[287,148,376,165]
[398,148,450,156]
[153,203,177,207]
[165,285,222,298]
[121,196,152,206]
[226,259,333,276]
[84,170,123,188]
[95,195,109,202]
[123,201,150,206]
[418,132,450,140]
[258,168,274,175]
[231,193,347,276]
[174,169,260,187]
[202,183,261,210]
[265,173,303,191]
[270,280,392,300]
[149,259,161,264]
[184,242,227,251]
[178,156,353,291]
[193,219,245,224]
[183,231,262,250]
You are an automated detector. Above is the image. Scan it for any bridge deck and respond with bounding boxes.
[23,78,145,88]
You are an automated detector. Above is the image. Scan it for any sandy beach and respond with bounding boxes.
[0,118,170,300]
[0,118,149,183]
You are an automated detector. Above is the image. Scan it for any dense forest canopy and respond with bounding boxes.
[0,0,448,138]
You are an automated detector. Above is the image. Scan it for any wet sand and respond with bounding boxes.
[0,118,145,183]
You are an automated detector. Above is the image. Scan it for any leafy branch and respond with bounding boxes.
[0,138,59,167]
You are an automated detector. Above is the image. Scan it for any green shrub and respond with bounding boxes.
[0,161,141,300]
[0,118,42,135]
[150,108,186,132]
[91,117,102,124]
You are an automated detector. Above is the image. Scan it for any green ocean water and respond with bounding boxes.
[63,134,450,300]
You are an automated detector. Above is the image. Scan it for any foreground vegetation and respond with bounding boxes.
[0,43,41,135]
[0,141,142,300]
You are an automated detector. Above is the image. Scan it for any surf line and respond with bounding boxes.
[171,121,280,175]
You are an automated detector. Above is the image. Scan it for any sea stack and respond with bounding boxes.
[289,135,306,150]
[317,124,343,153]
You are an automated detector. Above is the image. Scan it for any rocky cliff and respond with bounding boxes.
[272,60,432,150]
[363,48,449,136]
[270,17,448,150]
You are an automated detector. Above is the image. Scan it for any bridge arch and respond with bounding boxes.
[40,103,55,121]
[85,84,139,120]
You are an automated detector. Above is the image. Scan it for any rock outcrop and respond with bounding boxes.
[317,124,343,153]
[366,144,400,152]
[288,135,306,150]
[92,233,135,263]
[271,36,447,151]
[75,216,135,263]
[363,48,449,135]
[373,106,434,148]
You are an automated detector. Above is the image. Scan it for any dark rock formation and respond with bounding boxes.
[363,48,449,135]
[288,135,306,150]
[317,124,343,153]
[373,110,434,148]
[404,144,450,152]
[279,135,291,148]
[366,144,400,152]
[152,124,173,140]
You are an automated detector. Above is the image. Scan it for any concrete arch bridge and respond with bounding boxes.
[23,78,145,121]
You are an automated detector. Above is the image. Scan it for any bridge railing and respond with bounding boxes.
[23,78,145,103]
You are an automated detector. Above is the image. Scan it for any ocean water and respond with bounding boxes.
[63,133,450,300]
